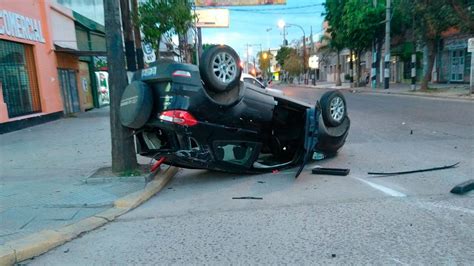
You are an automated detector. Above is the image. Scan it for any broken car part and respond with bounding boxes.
[232,197,263,200]
[450,179,474,195]
[312,167,350,176]
[368,162,459,176]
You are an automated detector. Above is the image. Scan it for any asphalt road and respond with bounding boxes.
[29,86,474,265]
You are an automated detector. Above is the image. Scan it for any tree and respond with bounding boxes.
[407,0,462,90]
[283,50,303,79]
[342,0,385,87]
[135,0,194,58]
[258,51,272,78]
[323,0,348,86]
[104,0,137,174]
[275,46,295,68]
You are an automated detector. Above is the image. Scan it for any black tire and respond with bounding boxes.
[200,45,241,93]
[320,90,347,127]
[119,81,153,129]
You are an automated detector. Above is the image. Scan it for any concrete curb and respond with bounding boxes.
[0,166,179,266]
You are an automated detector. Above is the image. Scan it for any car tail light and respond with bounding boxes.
[159,110,198,126]
[172,70,192,78]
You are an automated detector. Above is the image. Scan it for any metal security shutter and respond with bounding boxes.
[0,40,41,118]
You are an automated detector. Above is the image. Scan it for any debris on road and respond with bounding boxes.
[368,162,459,176]
[257,181,266,184]
[450,179,474,195]
[150,157,166,172]
[232,197,263,200]
[312,167,350,176]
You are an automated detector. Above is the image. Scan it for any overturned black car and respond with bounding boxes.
[119,45,350,177]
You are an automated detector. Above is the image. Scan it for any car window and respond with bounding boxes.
[244,77,265,89]
[213,141,258,168]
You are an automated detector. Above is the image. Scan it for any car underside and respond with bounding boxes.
[119,45,350,177]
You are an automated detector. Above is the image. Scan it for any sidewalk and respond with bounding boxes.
[0,108,156,246]
[291,81,473,100]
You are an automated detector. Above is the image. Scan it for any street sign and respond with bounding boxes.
[468,38,474,53]
[195,9,229,28]
[142,43,156,64]
[195,0,286,6]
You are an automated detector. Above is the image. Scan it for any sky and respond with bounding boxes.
[200,0,326,59]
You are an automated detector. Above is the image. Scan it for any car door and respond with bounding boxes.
[295,107,318,178]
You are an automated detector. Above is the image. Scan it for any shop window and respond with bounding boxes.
[0,40,41,118]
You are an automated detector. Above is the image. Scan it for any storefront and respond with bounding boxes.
[0,1,65,132]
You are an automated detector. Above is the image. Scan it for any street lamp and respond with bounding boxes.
[277,20,307,84]
[277,20,287,46]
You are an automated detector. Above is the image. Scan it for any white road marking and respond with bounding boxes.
[353,177,407,197]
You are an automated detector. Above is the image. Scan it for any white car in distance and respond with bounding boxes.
[241,73,284,95]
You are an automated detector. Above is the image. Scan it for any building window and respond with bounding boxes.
[0,40,41,118]
[450,50,465,82]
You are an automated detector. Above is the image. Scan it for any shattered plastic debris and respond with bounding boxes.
[312,152,326,161]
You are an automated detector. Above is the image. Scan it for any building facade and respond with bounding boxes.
[0,0,67,132]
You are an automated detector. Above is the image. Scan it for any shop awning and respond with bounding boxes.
[54,44,107,56]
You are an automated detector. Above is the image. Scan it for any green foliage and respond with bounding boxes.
[257,51,272,74]
[323,0,347,52]
[275,46,295,67]
[136,0,195,52]
[283,50,302,76]
[202,43,218,52]
[342,0,385,53]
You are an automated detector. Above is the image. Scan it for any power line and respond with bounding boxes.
[202,3,323,12]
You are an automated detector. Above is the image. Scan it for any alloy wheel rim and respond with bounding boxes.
[330,96,345,122]
[212,52,237,83]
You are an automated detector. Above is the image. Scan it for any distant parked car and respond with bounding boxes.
[119,45,350,177]
[241,73,284,95]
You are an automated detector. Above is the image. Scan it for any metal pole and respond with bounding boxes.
[384,0,391,89]
[303,34,307,84]
[131,0,144,69]
[120,0,137,71]
[470,51,474,94]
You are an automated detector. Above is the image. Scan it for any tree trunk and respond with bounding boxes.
[335,50,341,86]
[104,0,138,174]
[421,39,437,91]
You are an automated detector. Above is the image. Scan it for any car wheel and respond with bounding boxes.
[200,45,241,93]
[119,81,153,129]
[320,90,347,127]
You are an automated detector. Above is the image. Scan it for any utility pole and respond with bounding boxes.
[131,0,144,69]
[384,0,391,89]
[246,44,250,73]
[120,0,137,71]
[104,0,138,173]
[371,0,377,89]
[303,33,307,84]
